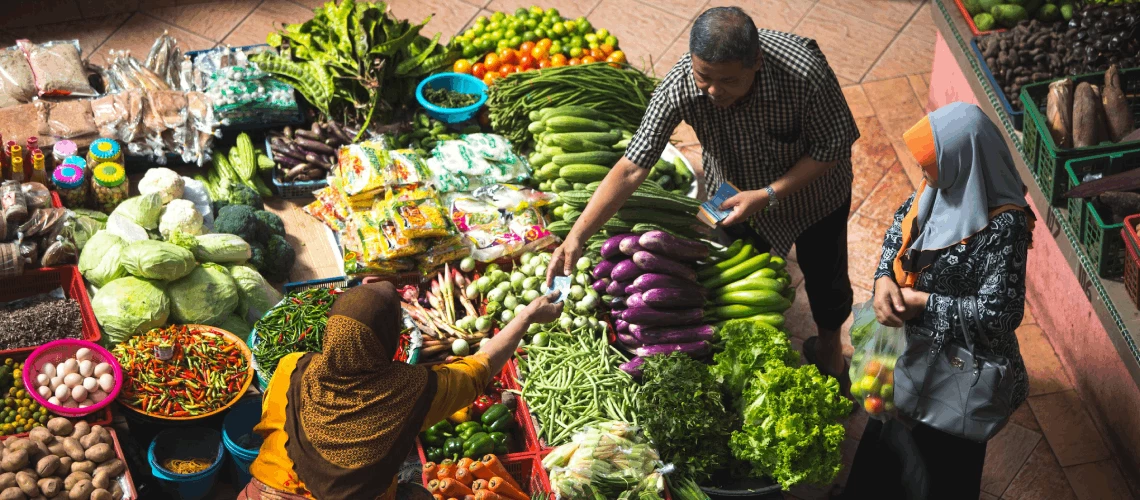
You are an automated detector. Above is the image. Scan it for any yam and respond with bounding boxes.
[67,480,92,500]
[14,472,35,498]
[45,420,71,438]
[1103,65,1135,142]
[59,440,82,462]
[1047,78,1074,149]
[35,456,59,478]
[0,487,24,500]
[1073,82,1105,148]
[2,450,28,473]
[35,479,58,498]
[81,445,111,465]
[62,473,89,491]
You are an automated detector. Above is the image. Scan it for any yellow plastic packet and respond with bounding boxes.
[385,149,430,187]
[336,141,390,196]
[416,234,472,275]
[377,216,425,259]
[387,195,450,239]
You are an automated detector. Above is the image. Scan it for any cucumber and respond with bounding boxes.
[529,152,551,166]
[543,131,622,148]
[559,164,611,183]
[528,121,546,134]
[716,277,784,294]
[551,178,573,192]
[544,116,613,133]
[536,163,561,181]
[540,145,564,157]
[714,290,790,310]
[552,151,622,167]
[701,253,772,289]
[540,105,619,122]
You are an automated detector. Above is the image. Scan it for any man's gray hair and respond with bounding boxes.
[689,7,760,65]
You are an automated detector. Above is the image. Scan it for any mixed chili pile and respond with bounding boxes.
[251,287,341,380]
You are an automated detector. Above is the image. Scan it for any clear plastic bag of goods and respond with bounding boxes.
[541,421,668,500]
[16,40,98,97]
[848,299,906,421]
[0,46,36,108]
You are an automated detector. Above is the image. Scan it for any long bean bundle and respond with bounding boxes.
[252,288,341,379]
[486,63,659,145]
[514,327,641,446]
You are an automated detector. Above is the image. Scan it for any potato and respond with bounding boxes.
[61,472,89,491]
[34,456,58,479]
[80,445,109,466]
[44,421,71,439]
[66,480,92,500]
[58,441,82,463]
[2,450,28,473]
[26,430,51,447]
[54,459,70,478]
[74,436,95,453]
[0,486,24,500]
[34,478,58,499]
[70,461,95,476]
[14,472,36,498]
[88,429,109,448]
[88,461,120,481]
[5,442,30,456]
[0,474,14,491]
[88,491,109,500]
[28,442,49,465]
[66,424,88,441]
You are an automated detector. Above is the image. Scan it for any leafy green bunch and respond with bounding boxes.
[709,318,800,401]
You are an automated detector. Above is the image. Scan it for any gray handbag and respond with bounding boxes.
[892,300,1015,442]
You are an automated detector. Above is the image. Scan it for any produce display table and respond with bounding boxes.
[928,0,1140,475]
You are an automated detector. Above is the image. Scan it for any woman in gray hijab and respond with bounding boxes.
[840,102,1033,500]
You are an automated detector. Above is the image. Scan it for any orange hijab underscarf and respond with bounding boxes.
[892,102,1036,288]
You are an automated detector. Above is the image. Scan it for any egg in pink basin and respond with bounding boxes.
[23,339,123,417]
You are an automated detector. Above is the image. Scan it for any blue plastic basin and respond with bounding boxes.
[415,72,488,124]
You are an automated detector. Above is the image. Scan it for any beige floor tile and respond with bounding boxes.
[145,0,261,42]
[704,0,815,33]
[981,423,1042,497]
[221,1,315,47]
[458,9,495,32]
[1064,460,1136,500]
[387,0,483,43]
[794,4,896,83]
[849,116,899,215]
[843,86,875,119]
[1003,439,1079,500]
[638,0,709,21]
[76,0,140,18]
[816,0,924,31]
[1015,324,1075,396]
[1009,403,1040,432]
[903,1,938,45]
[4,14,130,57]
[1029,390,1111,468]
[861,77,927,185]
[0,0,83,30]
[865,33,936,82]
[460,0,492,7]
[847,213,891,294]
[91,14,214,66]
[908,73,930,107]
[485,0,602,19]
[856,162,912,224]
[592,0,689,72]
[650,21,691,78]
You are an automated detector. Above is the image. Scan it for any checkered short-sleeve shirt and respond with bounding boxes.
[625,29,860,256]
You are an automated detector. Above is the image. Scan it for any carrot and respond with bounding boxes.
[487,477,528,500]
[447,498,459,500]
[480,455,522,491]
[454,468,475,487]
[457,457,475,471]
[474,491,506,500]
[427,479,441,493]
[469,461,493,482]
[423,462,438,478]
[438,479,475,498]
[437,462,457,480]
[471,479,488,491]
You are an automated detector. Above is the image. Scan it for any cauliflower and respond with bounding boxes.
[138,167,186,204]
[159,199,207,240]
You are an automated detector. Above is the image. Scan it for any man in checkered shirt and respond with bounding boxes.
[548,6,860,390]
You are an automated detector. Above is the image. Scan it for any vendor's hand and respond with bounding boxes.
[546,238,583,287]
[719,190,770,226]
[521,292,563,325]
[899,288,930,321]
[873,276,906,327]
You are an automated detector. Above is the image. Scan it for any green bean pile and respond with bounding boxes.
[486,63,659,145]
[252,288,340,379]
[515,327,641,446]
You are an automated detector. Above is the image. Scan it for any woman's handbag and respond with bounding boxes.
[892,300,1015,442]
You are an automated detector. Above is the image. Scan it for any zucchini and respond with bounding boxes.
[529,152,551,167]
[701,253,773,289]
[746,268,779,280]
[716,276,784,294]
[528,121,546,134]
[706,304,776,320]
[714,290,790,310]
[697,245,756,280]
[553,151,622,167]
[559,164,611,183]
[543,131,622,148]
[544,116,613,133]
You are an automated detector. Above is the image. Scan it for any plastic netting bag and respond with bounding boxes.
[541,422,668,500]
[848,299,906,420]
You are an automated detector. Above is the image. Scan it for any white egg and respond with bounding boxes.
[93,363,112,377]
[60,359,78,376]
[71,386,87,403]
[90,390,107,403]
[42,363,55,378]
[63,373,82,388]
[97,373,115,393]
[47,397,60,406]
[82,377,98,392]
[54,384,69,400]
[75,348,92,361]
[79,360,94,377]
[50,377,62,389]
[35,374,49,387]
[37,386,51,398]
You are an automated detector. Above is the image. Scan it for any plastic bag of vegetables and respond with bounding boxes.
[92,276,170,345]
[848,299,905,421]
[542,422,666,500]
[78,231,128,287]
[167,263,240,325]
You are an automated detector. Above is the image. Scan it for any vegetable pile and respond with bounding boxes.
[251,287,340,380]
[0,359,48,437]
[267,122,356,184]
[449,8,621,68]
[963,0,1073,31]
[700,240,794,329]
[422,85,480,109]
[401,264,489,364]
[113,324,251,418]
[420,391,517,463]
[541,422,666,500]
[549,181,703,243]
[393,112,482,157]
[197,132,275,201]
[0,418,129,500]
[422,454,530,499]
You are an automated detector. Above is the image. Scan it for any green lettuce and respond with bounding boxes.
[120,240,197,281]
[709,319,800,400]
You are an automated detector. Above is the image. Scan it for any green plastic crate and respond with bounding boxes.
[1019,67,1140,206]
[1065,164,1086,242]
[1062,150,1140,239]
[1084,201,1126,278]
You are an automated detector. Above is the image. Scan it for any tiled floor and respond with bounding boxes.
[10,0,1135,498]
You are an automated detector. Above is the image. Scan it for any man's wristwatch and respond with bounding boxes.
[764,185,778,211]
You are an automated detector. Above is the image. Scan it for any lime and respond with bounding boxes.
[523,31,537,42]
[545,7,560,17]
[489,32,503,42]
[497,39,510,49]
[569,47,583,58]
[564,21,577,32]
[505,28,517,38]
[529,5,543,15]
[473,24,486,36]
[490,11,505,22]
[509,36,523,47]
[604,36,618,47]
[476,15,489,24]
[596,28,610,39]
[534,28,546,39]
[552,23,566,36]
[576,18,591,33]
[515,7,528,17]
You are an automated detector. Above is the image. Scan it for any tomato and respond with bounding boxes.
[536,38,553,50]
[599,44,615,56]
[518,55,536,70]
[589,48,606,60]
[538,59,552,69]
[581,56,598,64]
[497,47,518,65]
[550,53,568,66]
[519,41,536,55]
[529,45,549,61]
[482,72,497,85]
[453,59,473,74]
[568,57,581,66]
[499,64,517,76]
[483,53,502,72]
[607,50,626,65]
[470,62,487,79]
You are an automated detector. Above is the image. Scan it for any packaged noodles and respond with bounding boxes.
[385,195,450,239]
[415,234,471,274]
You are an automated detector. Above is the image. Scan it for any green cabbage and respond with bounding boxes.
[167,263,240,325]
[120,240,197,281]
[194,233,252,264]
[92,276,170,345]
[110,193,164,230]
[78,231,128,287]
[228,264,282,322]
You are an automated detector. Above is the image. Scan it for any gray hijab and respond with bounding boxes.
[904,102,1028,259]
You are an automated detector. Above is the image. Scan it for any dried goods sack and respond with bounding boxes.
[17,40,98,97]
[35,99,98,139]
[0,47,36,108]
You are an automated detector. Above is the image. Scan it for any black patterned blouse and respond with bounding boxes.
[874,194,1030,410]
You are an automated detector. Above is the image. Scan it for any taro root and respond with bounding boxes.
[1102,65,1135,142]
[1073,82,1105,148]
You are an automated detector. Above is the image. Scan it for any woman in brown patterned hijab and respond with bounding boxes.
[240,281,563,500]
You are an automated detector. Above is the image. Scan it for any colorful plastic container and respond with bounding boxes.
[148,427,226,500]
[221,397,263,489]
[23,339,123,417]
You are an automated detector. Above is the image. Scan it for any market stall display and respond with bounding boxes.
[449,8,621,67]
[265,122,351,186]
[0,418,133,500]
[23,340,122,416]
[540,422,667,499]
[418,373,525,462]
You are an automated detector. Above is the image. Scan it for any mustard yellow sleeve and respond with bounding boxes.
[420,352,493,431]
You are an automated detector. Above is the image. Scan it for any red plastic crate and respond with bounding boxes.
[0,266,101,357]
[420,453,551,496]
[107,428,141,500]
[954,0,1003,36]
[1122,215,1140,311]
[502,359,543,453]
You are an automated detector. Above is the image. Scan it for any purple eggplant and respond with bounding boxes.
[619,357,647,377]
[592,278,611,294]
[633,341,711,358]
[593,258,620,279]
[610,258,642,282]
[624,283,644,295]
[601,234,629,259]
[626,292,646,309]
[642,288,707,309]
[619,235,644,256]
[632,273,704,293]
[610,296,626,309]
[630,324,716,345]
[615,319,629,332]
[616,331,641,346]
[639,230,710,261]
[622,306,704,326]
[607,279,630,296]
[632,251,697,282]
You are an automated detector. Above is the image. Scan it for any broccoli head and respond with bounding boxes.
[249,242,267,271]
[254,210,286,241]
[214,204,259,243]
[264,234,296,282]
[227,183,264,210]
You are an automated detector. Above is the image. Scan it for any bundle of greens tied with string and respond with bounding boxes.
[251,0,460,138]
[252,287,341,379]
